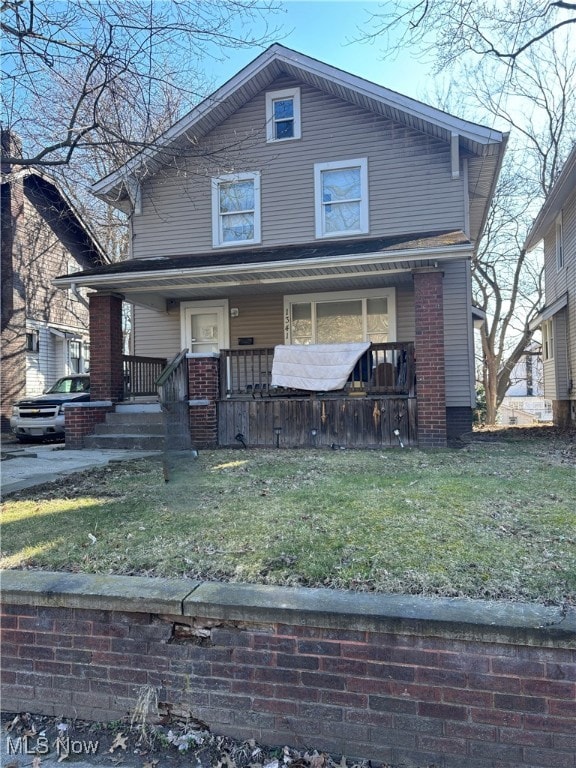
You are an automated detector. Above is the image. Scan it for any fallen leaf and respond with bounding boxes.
[109,733,128,752]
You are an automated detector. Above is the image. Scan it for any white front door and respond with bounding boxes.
[181,301,229,353]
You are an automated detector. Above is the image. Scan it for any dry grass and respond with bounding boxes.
[1,427,575,605]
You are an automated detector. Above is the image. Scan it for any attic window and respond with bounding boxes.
[266,88,301,142]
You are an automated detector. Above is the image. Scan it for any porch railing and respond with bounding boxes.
[156,349,189,404]
[220,342,415,398]
[156,349,192,452]
[122,355,167,399]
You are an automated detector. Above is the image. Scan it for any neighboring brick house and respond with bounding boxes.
[56,45,507,448]
[526,143,576,428]
[1,131,107,432]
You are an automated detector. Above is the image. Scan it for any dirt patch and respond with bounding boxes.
[2,711,413,768]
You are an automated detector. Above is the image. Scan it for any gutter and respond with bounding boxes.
[54,243,473,290]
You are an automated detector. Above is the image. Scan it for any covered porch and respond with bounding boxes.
[58,232,467,449]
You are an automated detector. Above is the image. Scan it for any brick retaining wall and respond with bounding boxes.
[1,572,575,767]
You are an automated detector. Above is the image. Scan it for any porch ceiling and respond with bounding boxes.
[55,230,472,310]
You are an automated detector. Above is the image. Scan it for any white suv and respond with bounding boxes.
[10,375,90,442]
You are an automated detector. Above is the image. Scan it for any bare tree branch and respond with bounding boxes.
[359,0,576,69]
[1,0,282,168]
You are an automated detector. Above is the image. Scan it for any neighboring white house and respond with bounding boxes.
[525,143,576,428]
[498,343,552,425]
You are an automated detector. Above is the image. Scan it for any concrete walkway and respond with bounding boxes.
[1,438,160,495]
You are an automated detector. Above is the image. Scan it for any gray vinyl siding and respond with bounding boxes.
[229,295,284,348]
[553,310,570,399]
[542,187,576,403]
[443,260,475,408]
[133,76,466,259]
[543,358,556,399]
[133,306,181,358]
[136,285,417,354]
[228,288,415,348]
[542,202,571,305]
[396,285,415,340]
[564,190,576,403]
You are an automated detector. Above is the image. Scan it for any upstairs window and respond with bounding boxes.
[555,214,564,270]
[211,172,261,247]
[314,158,369,238]
[266,88,301,142]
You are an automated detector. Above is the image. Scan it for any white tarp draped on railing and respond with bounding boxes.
[271,342,370,391]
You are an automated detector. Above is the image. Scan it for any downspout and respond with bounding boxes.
[71,282,90,309]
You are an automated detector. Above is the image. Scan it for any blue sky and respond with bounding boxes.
[209,1,432,101]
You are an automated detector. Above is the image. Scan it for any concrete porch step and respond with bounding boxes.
[83,403,166,450]
[83,433,165,451]
[93,422,165,436]
[104,411,164,426]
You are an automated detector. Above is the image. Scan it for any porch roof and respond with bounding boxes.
[54,230,472,308]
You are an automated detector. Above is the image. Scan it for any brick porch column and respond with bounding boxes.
[188,353,220,448]
[413,269,447,448]
[89,293,124,402]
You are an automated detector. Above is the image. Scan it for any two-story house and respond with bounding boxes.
[526,143,576,428]
[56,45,507,449]
[1,131,108,433]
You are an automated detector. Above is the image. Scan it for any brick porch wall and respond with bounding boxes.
[89,293,124,402]
[1,572,575,768]
[187,354,219,448]
[413,269,447,448]
[64,402,113,449]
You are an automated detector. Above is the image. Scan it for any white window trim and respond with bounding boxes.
[555,213,564,270]
[283,287,396,345]
[542,320,554,361]
[265,87,301,143]
[314,158,369,239]
[211,172,261,248]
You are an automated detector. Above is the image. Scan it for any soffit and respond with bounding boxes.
[93,45,506,208]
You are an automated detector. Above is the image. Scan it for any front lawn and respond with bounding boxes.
[1,429,575,605]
